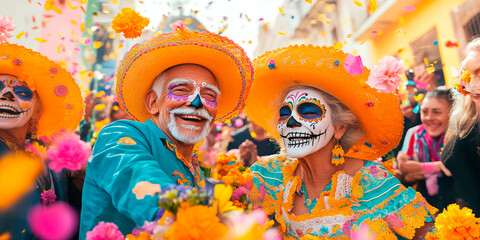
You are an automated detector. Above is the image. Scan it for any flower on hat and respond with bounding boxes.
[171,20,186,31]
[47,132,91,171]
[455,70,472,96]
[86,222,124,240]
[111,8,149,39]
[366,55,405,93]
[0,15,15,43]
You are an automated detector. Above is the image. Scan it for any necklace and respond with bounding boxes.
[299,182,318,213]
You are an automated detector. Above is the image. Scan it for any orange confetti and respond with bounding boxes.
[304,0,312,3]
[0,152,43,209]
[360,40,366,45]
[32,26,39,30]
[139,0,144,3]
[347,34,353,38]
[193,10,199,14]
[424,57,430,66]
[369,0,378,14]
[16,31,25,39]
[333,42,343,49]
[67,1,78,9]
[32,16,36,22]
[426,65,435,74]
[80,6,86,14]
[93,41,103,49]
[0,233,11,240]
[353,1,363,7]
[109,33,116,39]
[81,22,85,32]
[34,37,47,43]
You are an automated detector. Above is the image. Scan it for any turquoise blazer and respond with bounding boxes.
[79,119,204,238]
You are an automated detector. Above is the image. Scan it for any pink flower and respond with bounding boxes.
[171,20,186,31]
[40,190,57,205]
[53,85,68,97]
[47,133,91,171]
[343,54,364,75]
[0,15,15,43]
[140,221,157,235]
[350,223,373,240]
[262,228,282,240]
[366,55,405,93]
[86,222,124,240]
[232,186,248,201]
[28,202,78,240]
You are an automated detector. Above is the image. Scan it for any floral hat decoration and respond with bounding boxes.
[244,45,404,160]
[116,21,254,123]
[0,43,84,138]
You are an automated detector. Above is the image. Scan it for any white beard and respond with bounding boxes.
[166,108,213,144]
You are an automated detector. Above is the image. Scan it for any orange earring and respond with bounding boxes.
[331,138,345,166]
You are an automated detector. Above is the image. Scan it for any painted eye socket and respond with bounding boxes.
[14,86,33,101]
[279,105,292,121]
[0,80,4,92]
[297,102,325,120]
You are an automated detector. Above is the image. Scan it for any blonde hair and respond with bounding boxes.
[445,37,480,142]
[270,85,366,151]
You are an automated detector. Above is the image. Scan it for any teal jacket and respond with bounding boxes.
[79,120,204,238]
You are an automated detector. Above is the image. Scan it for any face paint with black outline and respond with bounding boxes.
[277,88,334,158]
[0,74,37,130]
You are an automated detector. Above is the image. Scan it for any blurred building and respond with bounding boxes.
[256,0,480,86]
[349,0,480,86]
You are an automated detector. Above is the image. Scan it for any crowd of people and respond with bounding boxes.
[1,15,480,240]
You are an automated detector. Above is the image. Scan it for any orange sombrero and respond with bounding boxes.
[0,43,84,138]
[116,28,254,123]
[244,45,403,160]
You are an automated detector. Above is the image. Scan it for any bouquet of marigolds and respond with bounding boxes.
[211,153,252,208]
[87,182,280,240]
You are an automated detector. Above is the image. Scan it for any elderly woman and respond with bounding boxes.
[0,43,84,238]
[244,45,436,239]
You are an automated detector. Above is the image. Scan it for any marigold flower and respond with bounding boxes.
[435,204,480,240]
[164,205,227,240]
[111,8,149,39]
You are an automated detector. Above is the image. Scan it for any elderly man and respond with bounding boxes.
[80,25,253,237]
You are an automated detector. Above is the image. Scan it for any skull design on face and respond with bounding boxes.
[277,88,334,158]
[0,75,37,130]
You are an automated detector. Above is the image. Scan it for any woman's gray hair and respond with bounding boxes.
[270,85,366,151]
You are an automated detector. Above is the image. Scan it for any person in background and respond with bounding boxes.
[227,118,280,163]
[442,37,480,215]
[397,87,455,211]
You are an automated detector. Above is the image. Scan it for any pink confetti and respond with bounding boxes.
[37,2,42,6]
[25,32,29,38]
[84,38,91,45]
[404,6,415,12]
[259,18,264,21]
[343,53,364,75]
[371,30,378,34]
[29,202,78,240]
[74,47,81,51]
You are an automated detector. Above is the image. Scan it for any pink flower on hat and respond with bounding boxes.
[366,55,405,93]
[0,15,15,44]
[171,20,186,31]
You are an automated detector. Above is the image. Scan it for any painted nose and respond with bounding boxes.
[189,94,204,109]
[286,116,302,128]
[0,91,15,101]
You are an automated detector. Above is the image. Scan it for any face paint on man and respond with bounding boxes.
[163,76,219,144]
[277,88,334,158]
[0,74,36,130]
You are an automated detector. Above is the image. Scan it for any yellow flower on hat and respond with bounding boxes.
[112,8,149,39]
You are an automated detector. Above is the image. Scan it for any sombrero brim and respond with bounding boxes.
[116,30,253,123]
[0,43,84,138]
[244,45,403,160]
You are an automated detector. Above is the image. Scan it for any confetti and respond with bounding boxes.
[426,65,435,74]
[353,1,363,7]
[404,6,415,12]
[67,1,78,9]
[70,20,77,25]
[279,8,285,14]
[347,34,353,38]
[369,0,378,14]
[325,4,336,11]
[305,0,312,3]
[80,22,85,32]
[360,40,366,45]
[16,31,26,39]
[333,42,343,50]
[433,40,438,45]
[34,37,47,43]
[278,32,287,35]
[93,41,103,49]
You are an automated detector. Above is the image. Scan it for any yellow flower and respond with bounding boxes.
[126,232,152,240]
[213,184,239,213]
[111,8,150,39]
[435,204,480,240]
[461,70,472,84]
[164,205,227,240]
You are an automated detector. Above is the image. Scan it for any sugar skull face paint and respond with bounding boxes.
[277,88,334,158]
[166,78,219,109]
[0,74,37,130]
